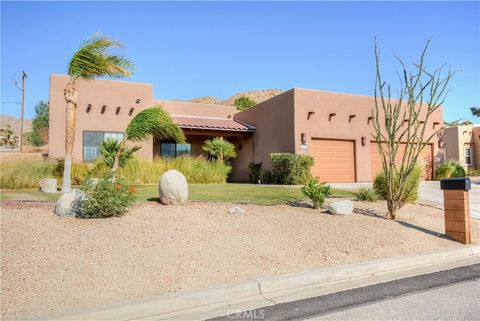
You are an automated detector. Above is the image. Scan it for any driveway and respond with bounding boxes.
[330,180,480,219]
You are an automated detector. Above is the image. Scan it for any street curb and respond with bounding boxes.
[35,245,480,321]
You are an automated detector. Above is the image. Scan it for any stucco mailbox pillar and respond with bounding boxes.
[440,178,471,244]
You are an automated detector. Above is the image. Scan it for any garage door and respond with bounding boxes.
[311,139,355,183]
[370,142,433,180]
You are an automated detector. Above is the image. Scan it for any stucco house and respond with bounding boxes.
[443,125,480,169]
[48,74,444,183]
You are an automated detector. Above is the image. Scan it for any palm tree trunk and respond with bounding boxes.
[62,81,77,193]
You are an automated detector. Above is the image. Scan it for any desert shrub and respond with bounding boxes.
[374,164,422,203]
[248,162,262,183]
[301,179,332,209]
[271,153,314,185]
[467,167,480,177]
[0,159,57,189]
[260,170,273,184]
[117,156,230,184]
[234,96,256,110]
[355,186,379,202]
[78,175,136,218]
[24,131,44,147]
[435,160,466,180]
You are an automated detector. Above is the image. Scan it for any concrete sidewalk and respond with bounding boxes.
[329,181,480,219]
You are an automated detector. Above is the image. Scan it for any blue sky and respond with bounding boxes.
[1,1,479,122]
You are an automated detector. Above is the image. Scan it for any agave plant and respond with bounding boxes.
[62,34,133,192]
[110,106,185,173]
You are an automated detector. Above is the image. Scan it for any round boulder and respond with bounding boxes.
[328,200,354,215]
[158,170,188,205]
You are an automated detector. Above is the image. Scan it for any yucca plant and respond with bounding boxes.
[62,34,133,192]
[110,106,185,173]
[202,137,236,164]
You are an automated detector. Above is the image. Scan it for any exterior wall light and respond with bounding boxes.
[136,99,141,104]
[101,105,106,114]
[301,133,307,144]
[116,106,121,115]
[361,136,366,146]
[86,104,92,113]
[129,107,134,116]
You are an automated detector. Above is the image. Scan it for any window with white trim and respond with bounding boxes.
[83,131,124,161]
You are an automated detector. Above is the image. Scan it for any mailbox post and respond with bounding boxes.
[440,178,471,244]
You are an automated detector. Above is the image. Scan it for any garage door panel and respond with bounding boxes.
[370,142,433,180]
[311,139,355,183]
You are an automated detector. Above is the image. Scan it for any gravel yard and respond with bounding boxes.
[1,199,477,320]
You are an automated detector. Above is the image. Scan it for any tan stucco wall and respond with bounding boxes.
[444,125,479,168]
[48,74,155,162]
[233,90,296,181]
[156,100,236,118]
[291,88,444,182]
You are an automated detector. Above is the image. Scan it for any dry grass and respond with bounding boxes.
[1,199,471,320]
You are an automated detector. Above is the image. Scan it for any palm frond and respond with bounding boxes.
[125,106,186,143]
[68,34,133,80]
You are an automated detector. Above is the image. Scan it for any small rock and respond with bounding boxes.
[54,189,86,217]
[228,206,246,214]
[328,200,354,215]
[54,191,75,216]
[158,170,188,205]
[39,179,57,193]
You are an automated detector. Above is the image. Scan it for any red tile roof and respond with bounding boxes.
[172,115,255,132]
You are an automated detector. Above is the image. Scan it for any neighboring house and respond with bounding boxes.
[48,74,444,183]
[443,125,480,169]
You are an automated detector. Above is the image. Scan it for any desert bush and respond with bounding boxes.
[435,160,466,180]
[78,175,136,218]
[467,167,480,177]
[117,156,230,184]
[260,170,273,184]
[373,164,422,203]
[355,186,379,202]
[248,162,262,183]
[271,153,314,185]
[301,179,332,209]
[0,159,57,189]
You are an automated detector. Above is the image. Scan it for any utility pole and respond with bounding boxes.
[19,71,27,152]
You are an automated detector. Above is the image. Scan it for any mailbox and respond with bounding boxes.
[440,178,471,191]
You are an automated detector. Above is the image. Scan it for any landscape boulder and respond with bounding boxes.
[39,178,57,193]
[328,200,354,215]
[54,189,86,217]
[228,206,246,215]
[158,170,188,205]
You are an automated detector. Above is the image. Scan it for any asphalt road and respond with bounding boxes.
[210,264,480,321]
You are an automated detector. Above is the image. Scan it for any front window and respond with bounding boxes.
[160,142,191,158]
[83,131,124,161]
[464,144,472,166]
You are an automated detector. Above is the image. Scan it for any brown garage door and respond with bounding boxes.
[311,139,356,183]
[370,142,433,180]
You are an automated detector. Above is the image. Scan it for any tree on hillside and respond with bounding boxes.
[234,96,256,110]
[109,106,185,173]
[373,39,454,220]
[25,101,49,146]
[61,34,133,192]
[202,137,236,163]
[471,107,480,118]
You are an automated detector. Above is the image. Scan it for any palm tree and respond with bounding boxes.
[61,34,133,192]
[202,137,236,163]
[110,106,185,173]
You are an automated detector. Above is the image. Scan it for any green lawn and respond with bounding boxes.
[1,183,354,205]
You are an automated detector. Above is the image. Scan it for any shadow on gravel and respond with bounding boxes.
[396,220,449,240]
